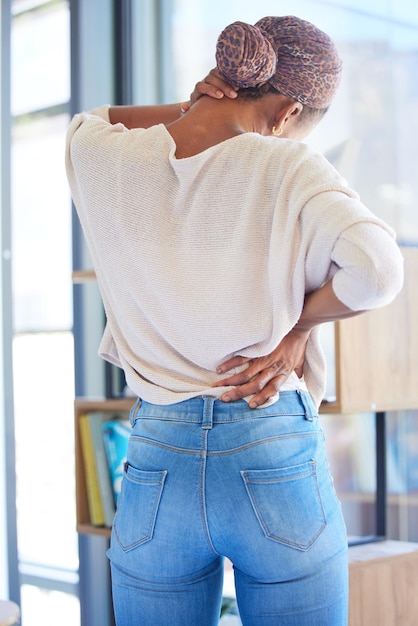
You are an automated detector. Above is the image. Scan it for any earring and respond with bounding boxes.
[272,125,283,137]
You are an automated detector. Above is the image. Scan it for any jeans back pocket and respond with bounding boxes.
[241,460,326,551]
[114,464,167,552]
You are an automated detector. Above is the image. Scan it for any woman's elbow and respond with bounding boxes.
[369,248,405,308]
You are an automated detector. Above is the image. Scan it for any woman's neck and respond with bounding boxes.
[166,96,271,158]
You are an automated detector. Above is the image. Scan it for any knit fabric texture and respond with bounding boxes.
[65,106,403,407]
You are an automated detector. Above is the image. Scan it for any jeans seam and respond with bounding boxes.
[200,430,218,556]
[130,432,322,456]
[207,432,322,456]
[137,411,307,424]
[130,436,200,454]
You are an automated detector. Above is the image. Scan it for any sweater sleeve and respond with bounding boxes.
[65,105,114,209]
[65,104,111,156]
[289,149,404,311]
[330,221,404,310]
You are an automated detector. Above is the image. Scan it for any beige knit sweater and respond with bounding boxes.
[65,105,404,407]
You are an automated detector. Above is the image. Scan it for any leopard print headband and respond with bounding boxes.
[215,16,342,108]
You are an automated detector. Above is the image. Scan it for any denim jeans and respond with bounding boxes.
[107,391,348,626]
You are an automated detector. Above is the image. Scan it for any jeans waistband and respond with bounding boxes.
[130,391,317,429]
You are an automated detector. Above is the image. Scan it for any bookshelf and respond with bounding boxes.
[75,397,133,537]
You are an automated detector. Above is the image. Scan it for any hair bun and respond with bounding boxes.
[215,21,277,89]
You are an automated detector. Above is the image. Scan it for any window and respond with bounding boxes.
[11,0,79,623]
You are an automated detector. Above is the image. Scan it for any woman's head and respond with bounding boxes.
[215,16,342,130]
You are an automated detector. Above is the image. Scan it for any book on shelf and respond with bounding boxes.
[78,412,130,527]
[79,414,105,526]
[88,413,117,527]
[102,419,131,505]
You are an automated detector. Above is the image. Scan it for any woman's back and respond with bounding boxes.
[66,107,396,406]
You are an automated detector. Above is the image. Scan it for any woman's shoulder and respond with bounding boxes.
[243,133,331,167]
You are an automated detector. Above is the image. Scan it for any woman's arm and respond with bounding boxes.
[109,69,237,129]
[214,280,363,408]
[109,103,187,129]
[215,219,404,408]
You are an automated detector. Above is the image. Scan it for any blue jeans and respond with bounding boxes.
[108,392,348,626]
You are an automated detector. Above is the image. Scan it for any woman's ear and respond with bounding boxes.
[274,100,303,131]
[286,101,303,123]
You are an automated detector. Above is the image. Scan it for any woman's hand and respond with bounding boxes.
[214,280,364,408]
[213,327,311,408]
[188,68,238,107]
[110,70,237,127]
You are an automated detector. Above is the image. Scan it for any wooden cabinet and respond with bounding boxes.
[348,540,418,625]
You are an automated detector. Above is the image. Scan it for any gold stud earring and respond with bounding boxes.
[272,125,283,137]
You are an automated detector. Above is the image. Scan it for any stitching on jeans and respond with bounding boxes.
[137,411,307,423]
[207,432,323,456]
[129,432,323,455]
[199,430,218,555]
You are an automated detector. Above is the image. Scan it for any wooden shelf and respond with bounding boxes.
[72,269,96,283]
[339,491,418,507]
[77,523,112,538]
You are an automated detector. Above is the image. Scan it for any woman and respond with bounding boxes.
[66,16,403,626]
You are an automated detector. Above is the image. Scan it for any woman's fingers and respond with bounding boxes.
[219,363,292,405]
[190,68,238,105]
[215,354,253,377]
[213,328,308,408]
[247,375,287,408]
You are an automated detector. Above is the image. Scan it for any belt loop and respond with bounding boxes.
[297,390,315,422]
[129,397,142,427]
[202,396,215,429]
